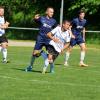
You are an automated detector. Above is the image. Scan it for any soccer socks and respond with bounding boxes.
[0,46,2,52]
[44,58,49,68]
[30,55,36,67]
[42,59,55,74]
[80,51,85,63]
[64,52,70,64]
[42,58,49,74]
[41,51,48,60]
[2,48,7,61]
[50,63,54,73]
[65,52,70,62]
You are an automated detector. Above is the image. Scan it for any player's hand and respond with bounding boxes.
[4,21,10,28]
[60,49,64,55]
[71,34,75,39]
[34,14,40,19]
[69,25,72,30]
[0,24,7,29]
[5,21,10,26]
[53,37,60,43]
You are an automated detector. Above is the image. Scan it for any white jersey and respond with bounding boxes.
[0,16,5,36]
[49,26,71,53]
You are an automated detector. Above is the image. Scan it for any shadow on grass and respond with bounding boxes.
[11,68,49,73]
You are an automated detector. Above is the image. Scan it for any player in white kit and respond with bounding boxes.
[42,20,73,74]
[0,6,10,63]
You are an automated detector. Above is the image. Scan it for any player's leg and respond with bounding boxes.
[77,36,88,67]
[25,49,42,72]
[64,38,76,66]
[50,52,59,73]
[79,43,88,67]
[0,37,3,53]
[0,45,2,52]
[25,36,43,72]
[42,54,53,74]
[42,45,58,74]
[0,36,8,63]
[64,47,72,66]
[1,42,8,63]
[42,45,53,74]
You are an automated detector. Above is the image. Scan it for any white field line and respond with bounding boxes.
[0,74,100,88]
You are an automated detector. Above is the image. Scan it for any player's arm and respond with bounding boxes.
[82,28,86,41]
[4,21,10,28]
[52,20,58,28]
[47,27,60,43]
[0,22,10,29]
[34,14,41,23]
[60,42,70,54]
[0,24,7,29]
[0,24,5,29]
[68,29,75,39]
[62,43,70,51]
[69,20,76,38]
[47,32,59,43]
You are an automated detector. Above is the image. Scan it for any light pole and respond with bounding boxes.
[60,0,64,25]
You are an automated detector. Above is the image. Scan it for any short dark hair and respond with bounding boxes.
[78,9,86,14]
[63,20,71,24]
[0,6,4,9]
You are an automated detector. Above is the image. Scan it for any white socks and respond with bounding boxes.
[65,51,85,64]
[2,48,7,61]
[80,51,85,63]
[65,52,70,63]
[44,58,49,67]
[0,46,2,52]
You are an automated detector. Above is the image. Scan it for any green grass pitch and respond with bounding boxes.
[0,45,100,100]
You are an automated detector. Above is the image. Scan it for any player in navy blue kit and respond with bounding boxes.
[64,10,88,67]
[25,7,57,72]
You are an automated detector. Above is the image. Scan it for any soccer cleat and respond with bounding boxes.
[50,70,55,74]
[79,63,88,67]
[25,66,32,72]
[64,61,69,66]
[2,59,10,64]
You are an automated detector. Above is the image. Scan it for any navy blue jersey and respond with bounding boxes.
[35,16,57,37]
[71,18,87,36]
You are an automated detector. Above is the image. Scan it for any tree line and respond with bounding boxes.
[0,0,100,42]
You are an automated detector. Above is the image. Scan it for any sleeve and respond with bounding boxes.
[34,17,41,24]
[52,20,58,28]
[84,19,87,27]
[71,19,75,26]
[51,26,59,35]
[65,31,71,43]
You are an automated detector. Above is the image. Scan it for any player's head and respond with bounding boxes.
[78,9,86,20]
[62,20,71,31]
[46,7,54,18]
[0,6,4,16]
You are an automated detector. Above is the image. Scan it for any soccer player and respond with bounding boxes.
[0,6,10,63]
[64,9,88,67]
[42,20,72,74]
[25,7,57,72]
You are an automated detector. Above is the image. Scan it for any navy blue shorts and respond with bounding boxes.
[70,35,85,47]
[34,35,50,50]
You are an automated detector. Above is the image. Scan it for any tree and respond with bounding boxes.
[68,0,100,15]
